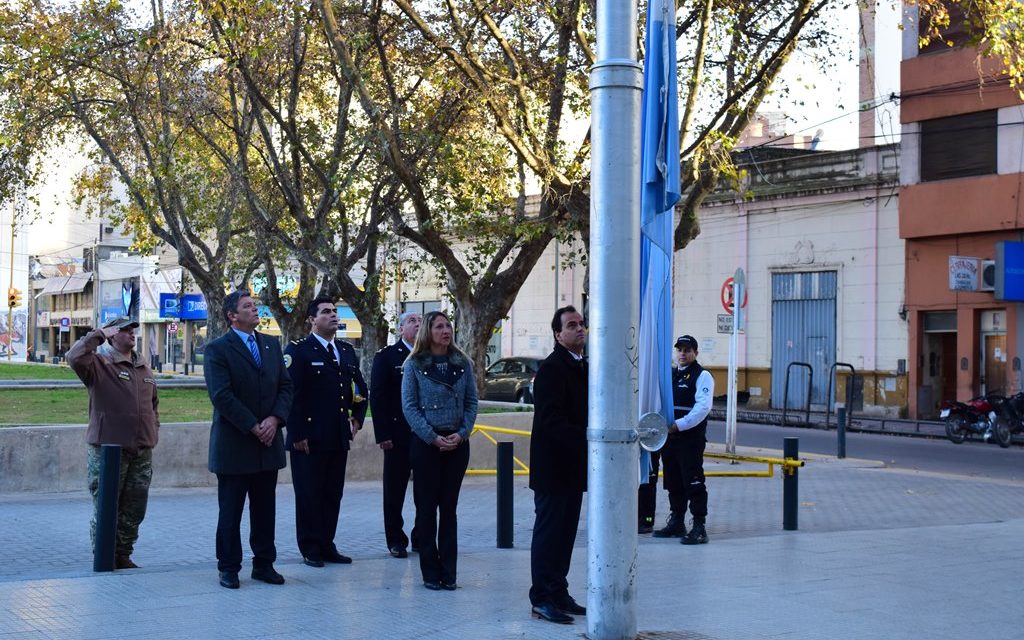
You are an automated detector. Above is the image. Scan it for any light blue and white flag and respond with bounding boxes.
[638,0,681,482]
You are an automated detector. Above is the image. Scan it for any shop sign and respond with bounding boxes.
[948,256,979,291]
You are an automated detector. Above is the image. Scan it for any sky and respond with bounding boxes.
[759,0,902,151]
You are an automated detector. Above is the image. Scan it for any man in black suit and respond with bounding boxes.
[528,305,588,625]
[204,290,293,589]
[369,311,421,558]
[284,296,368,567]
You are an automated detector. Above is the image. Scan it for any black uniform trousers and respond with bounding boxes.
[529,490,584,607]
[382,444,416,550]
[410,436,469,584]
[290,448,348,560]
[215,470,279,572]
[661,426,708,521]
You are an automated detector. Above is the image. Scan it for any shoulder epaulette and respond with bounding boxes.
[289,339,303,345]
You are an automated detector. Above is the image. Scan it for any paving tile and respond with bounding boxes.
[2,460,1023,638]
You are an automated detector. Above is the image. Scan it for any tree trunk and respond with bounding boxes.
[198,285,227,340]
[322,277,389,381]
[454,303,499,398]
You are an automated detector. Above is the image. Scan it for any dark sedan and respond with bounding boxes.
[484,357,542,403]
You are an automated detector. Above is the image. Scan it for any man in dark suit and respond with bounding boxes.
[528,305,588,625]
[369,311,421,558]
[204,289,293,589]
[284,296,368,567]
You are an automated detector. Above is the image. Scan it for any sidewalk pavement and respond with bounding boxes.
[2,447,1023,640]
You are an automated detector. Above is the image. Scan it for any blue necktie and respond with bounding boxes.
[247,335,262,367]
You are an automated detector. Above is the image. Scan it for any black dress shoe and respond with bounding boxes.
[440,581,457,591]
[555,597,586,616]
[531,603,574,624]
[423,580,443,591]
[389,546,408,559]
[323,551,352,564]
[302,556,325,568]
[251,566,285,585]
[638,523,654,534]
[219,571,240,589]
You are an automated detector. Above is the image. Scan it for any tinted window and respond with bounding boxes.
[920,110,996,182]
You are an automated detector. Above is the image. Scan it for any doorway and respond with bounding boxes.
[980,309,1007,396]
[770,271,837,411]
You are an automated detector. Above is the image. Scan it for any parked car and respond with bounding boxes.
[484,357,542,403]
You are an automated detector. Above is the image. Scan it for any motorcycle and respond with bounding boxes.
[940,394,1003,444]
[992,392,1023,448]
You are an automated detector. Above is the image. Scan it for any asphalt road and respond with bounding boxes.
[707,419,1024,483]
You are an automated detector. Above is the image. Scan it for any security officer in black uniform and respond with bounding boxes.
[369,311,421,558]
[284,296,368,566]
[653,335,715,544]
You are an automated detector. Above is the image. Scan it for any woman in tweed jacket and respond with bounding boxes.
[401,310,478,590]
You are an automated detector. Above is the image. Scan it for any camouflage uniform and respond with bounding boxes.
[68,322,159,566]
[87,445,154,556]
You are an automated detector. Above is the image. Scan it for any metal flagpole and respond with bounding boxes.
[588,0,642,637]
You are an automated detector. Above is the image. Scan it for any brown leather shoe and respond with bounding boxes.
[115,555,139,569]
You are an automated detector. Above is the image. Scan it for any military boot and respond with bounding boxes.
[115,555,139,569]
[652,513,687,538]
[681,522,708,545]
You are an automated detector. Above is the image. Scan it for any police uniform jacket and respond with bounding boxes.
[284,335,368,452]
[672,361,711,432]
[529,343,588,495]
[369,340,413,447]
[204,330,293,474]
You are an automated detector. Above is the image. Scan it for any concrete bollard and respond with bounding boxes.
[496,441,514,549]
[93,444,121,572]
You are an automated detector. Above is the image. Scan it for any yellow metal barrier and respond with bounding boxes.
[466,424,532,476]
[463,424,806,479]
[704,452,805,478]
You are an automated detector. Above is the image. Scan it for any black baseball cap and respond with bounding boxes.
[675,335,698,350]
[103,317,139,330]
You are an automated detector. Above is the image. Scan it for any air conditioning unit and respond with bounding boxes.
[980,259,996,292]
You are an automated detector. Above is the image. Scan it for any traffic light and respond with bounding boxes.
[7,287,21,309]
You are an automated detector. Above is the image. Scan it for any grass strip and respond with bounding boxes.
[0,387,213,425]
[0,362,81,380]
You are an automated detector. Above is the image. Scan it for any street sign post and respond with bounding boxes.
[726,268,745,454]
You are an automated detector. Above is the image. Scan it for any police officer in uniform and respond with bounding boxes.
[653,335,715,544]
[285,296,368,566]
[370,311,421,558]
